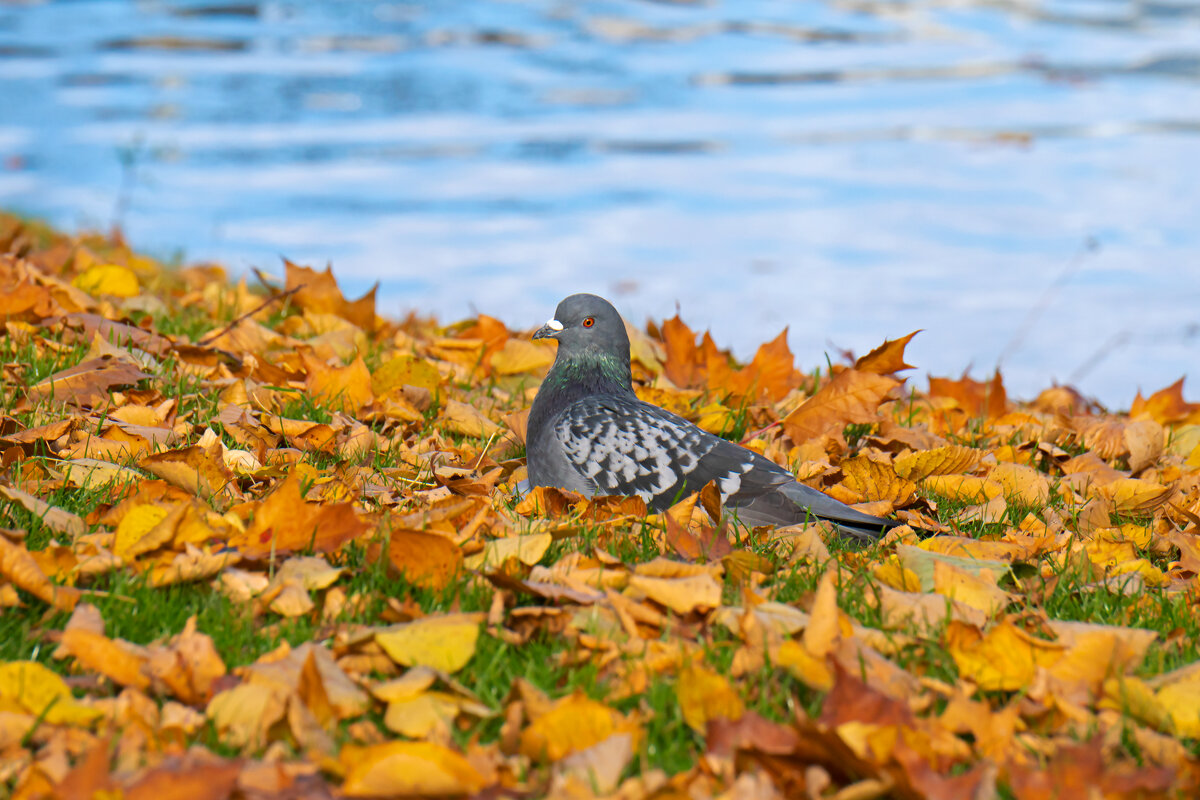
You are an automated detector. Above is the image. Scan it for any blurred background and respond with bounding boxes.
[1,0,1198,407]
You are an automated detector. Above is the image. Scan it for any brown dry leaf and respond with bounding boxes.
[854,329,920,375]
[781,368,898,443]
[146,620,227,705]
[139,442,235,504]
[375,613,483,674]
[874,583,987,632]
[341,740,487,797]
[123,757,242,800]
[25,355,149,406]
[285,259,377,329]
[660,314,703,389]
[1124,418,1165,473]
[146,544,241,587]
[552,733,635,797]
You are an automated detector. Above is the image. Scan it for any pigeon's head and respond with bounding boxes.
[533,293,629,359]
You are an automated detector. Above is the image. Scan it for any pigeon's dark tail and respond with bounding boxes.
[728,479,908,542]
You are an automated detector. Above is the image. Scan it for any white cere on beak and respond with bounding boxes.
[546,318,564,331]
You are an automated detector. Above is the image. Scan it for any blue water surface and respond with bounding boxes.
[1,0,1199,406]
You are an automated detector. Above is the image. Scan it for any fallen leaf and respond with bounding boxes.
[26,355,149,406]
[676,664,745,732]
[781,369,898,444]
[341,740,487,797]
[854,330,920,375]
[520,693,638,762]
[375,614,482,674]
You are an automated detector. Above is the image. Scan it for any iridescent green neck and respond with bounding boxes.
[544,351,633,396]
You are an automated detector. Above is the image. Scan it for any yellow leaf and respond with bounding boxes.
[945,619,1064,691]
[932,561,1012,615]
[383,692,461,738]
[113,503,172,561]
[1158,682,1200,738]
[463,533,551,571]
[627,573,722,615]
[803,569,842,658]
[0,661,103,726]
[1098,478,1171,513]
[73,263,140,298]
[490,338,555,375]
[773,639,833,691]
[988,462,1051,507]
[206,682,289,750]
[872,558,922,592]
[676,664,744,733]
[372,355,442,395]
[840,452,916,507]
[922,474,1002,504]
[1099,676,1172,733]
[519,693,636,762]
[894,445,982,482]
[139,443,235,503]
[341,741,487,797]
[441,400,501,439]
[898,544,1011,593]
[375,614,482,674]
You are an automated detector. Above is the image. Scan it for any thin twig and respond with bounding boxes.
[197,284,303,347]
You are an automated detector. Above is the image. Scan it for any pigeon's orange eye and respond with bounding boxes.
[583,317,595,328]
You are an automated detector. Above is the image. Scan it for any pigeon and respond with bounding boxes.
[526,293,901,540]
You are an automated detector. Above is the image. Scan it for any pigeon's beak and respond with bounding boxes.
[532,318,564,340]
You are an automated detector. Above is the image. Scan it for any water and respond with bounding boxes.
[2,0,1199,407]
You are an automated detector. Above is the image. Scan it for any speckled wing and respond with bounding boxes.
[551,394,897,539]
[551,395,783,510]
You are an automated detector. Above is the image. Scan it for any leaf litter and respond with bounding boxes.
[2,214,1200,798]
